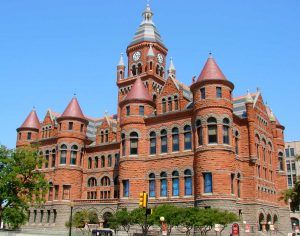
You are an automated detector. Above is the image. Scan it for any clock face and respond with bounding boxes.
[132,51,141,61]
[157,53,164,64]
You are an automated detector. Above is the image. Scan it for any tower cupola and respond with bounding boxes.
[117,53,126,81]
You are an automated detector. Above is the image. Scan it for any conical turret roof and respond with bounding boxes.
[20,109,40,130]
[197,54,227,82]
[61,97,85,119]
[125,77,152,102]
[129,4,164,46]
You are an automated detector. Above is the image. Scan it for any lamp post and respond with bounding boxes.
[69,202,75,236]
[268,221,271,236]
[160,216,165,236]
[293,223,296,232]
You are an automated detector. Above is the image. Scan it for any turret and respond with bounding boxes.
[16,109,40,147]
[168,57,176,76]
[117,53,126,81]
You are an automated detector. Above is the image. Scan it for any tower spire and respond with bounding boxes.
[118,53,125,66]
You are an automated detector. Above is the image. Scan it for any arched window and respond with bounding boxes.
[162,98,166,113]
[172,171,179,196]
[237,173,241,198]
[115,153,119,167]
[60,144,67,165]
[119,70,123,80]
[278,152,284,171]
[160,67,164,77]
[101,156,105,168]
[150,131,157,155]
[150,61,153,70]
[70,145,78,165]
[101,176,111,186]
[132,65,137,76]
[153,94,157,104]
[262,139,266,161]
[88,157,92,169]
[196,120,203,145]
[172,127,179,152]
[108,155,112,167]
[156,65,159,75]
[88,177,97,187]
[45,150,49,168]
[160,172,167,197]
[51,149,56,168]
[130,132,139,155]
[161,129,168,154]
[268,143,272,164]
[223,118,230,144]
[121,133,126,157]
[100,131,104,143]
[105,130,109,143]
[184,125,192,150]
[149,173,156,197]
[94,156,99,168]
[204,172,212,193]
[255,134,260,159]
[137,63,142,75]
[174,95,179,110]
[168,97,172,112]
[207,117,217,144]
[184,169,192,196]
[234,131,239,154]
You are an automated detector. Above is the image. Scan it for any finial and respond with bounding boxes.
[118,53,125,66]
[192,76,196,83]
[208,51,213,58]
[147,0,150,6]
[245,89,254,103]
[168,56,176,73]
[33,106,36,111]
[104,110,109,117]
[257,87,261,92]
[73,91,77,97]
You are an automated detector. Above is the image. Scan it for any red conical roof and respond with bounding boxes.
[61,97,85,119]
[20,109,40,130]
[197,55,227,82]
[125,77,152,102]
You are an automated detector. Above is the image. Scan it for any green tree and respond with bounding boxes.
[281,180,300,212]
[178,207,200,236]
[214,209,239,235]
[108,208,132,236]
[0,145,49,229]
[130,208,155,236]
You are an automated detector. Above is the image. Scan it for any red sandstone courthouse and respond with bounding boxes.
[16,4,290,234]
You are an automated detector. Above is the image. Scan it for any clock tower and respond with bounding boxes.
[116,3,168,118]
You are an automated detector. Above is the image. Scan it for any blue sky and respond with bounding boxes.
[0,0,299,148]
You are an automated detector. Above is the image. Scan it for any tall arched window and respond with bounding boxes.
[262,139,266,162]
[184,169,192,196]
[172,171,179,196]
[149,173,156,197]
[196,120,203,145]
[153,94,157,104]
[268,143,272,164]
[184,125,192,150]
[174,95,179,110]
[207,117,217,144]
[160,67,164,77]
[237,173,241,198]
[204,172,212,193]
[223,118,230,144]
[100,131,104,143]
[88,177,97,187]
[150,131,157,155]
[172,127,179,152]
[278,152,284,171]
[234,131,239,154]
[137,63,142,75]
[45,150,49,168]
[101,156,105,168]
[130,132,139,155]
[121,133,126,157]
[156,65,159,75]
[162,98,166,113]
[70,145,78,165]
[51,149,56,168]
[108,155,112,167]
[132,65,137,76]
[161,129,168,154]
[101,176,111,186]
[60,144,67,165]
[160,172,167,197]
[255,134,260,159]
[88,157,92,169]
[94,156,99,168]
[105,130,109,143]
[115,153,119,167]
[168,97,172,112]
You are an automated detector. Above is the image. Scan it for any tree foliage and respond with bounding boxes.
[108,208,132,236]
[0,145,49,229]
[281,180,300,212]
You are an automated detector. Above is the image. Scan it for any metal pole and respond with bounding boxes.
[69,205,73,236]
[145,209,148,236]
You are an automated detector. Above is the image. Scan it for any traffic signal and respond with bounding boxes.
[139,192,147,208]
[146,208,153,215]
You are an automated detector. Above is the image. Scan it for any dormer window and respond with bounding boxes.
[139,105,144,116]
[126,106,130,116]
[200,87,206,99]
[68,122,73,130]
[216,87,222,98]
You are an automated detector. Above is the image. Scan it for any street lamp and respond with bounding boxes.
[293,223,296,232]
[160,217,165,236]
[69,202,75,236]
[268,221,272,236]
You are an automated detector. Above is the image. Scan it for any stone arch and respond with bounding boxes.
[182,166,194,176]
[128,128,142,139]
[258,212,266,231]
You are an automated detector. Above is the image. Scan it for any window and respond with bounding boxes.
[47,210,50,223]
[174,96,179,110]
[18,132,21,140]
[121,133,126,157]
[156,65,159,75]
[100,131,104,143]
[130,132,139,155]
[168,97,172,112]
[196,120,203,145]
[287,161,291,171]
[278,152,284,171]
[63,185,71,200]
[48,183,53,201]
[204,173,212,193]
[160,172,167,197]
[101,156,105,168]
[80,124,84,133]
[237,173,241,198]
[94,156,98,168]
[292,161,296,171]
[288,175,292,187]
[126,106,130,116]
[115,153,119,167]
[150,61,153,70]
[60,144,67,164]
[223,118,230,144]
[68,122,73,130]
[285,148,290,157]
[216,87,222,98]
[132,65,137,76]
[108,155,112,167]
[88,157,92,169]
[291,148,295,156]
[88,177,97,187]
[87,191,97,199]
[184,170,192,196]
[172,171,179,196]
[184,125,192,150]
[45,150,49,168]
[123,180,129,197]
[150,131,157,155]
[101,177,111,186]
[139,106,144,116]
[234,131,239,154]
[53,210,57,223]
[51,149,56,168]
[162,98,166,113]
[33,210,37,223]
[54,185,59,200]
[70,145,78,165]
[105,130,109,143]
[161,129,168,153]
[27,132,32,140]
[231,174,235,194]
[207,117,217,144]
[200,87,206,99]
[137,63,142,75]
[172,127,179,152]
[149,173,156,197]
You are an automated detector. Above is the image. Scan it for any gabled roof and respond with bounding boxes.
[61,97,85,119]
[19,109,40,130]
[124,77,152,102]
[197,55,226,82]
